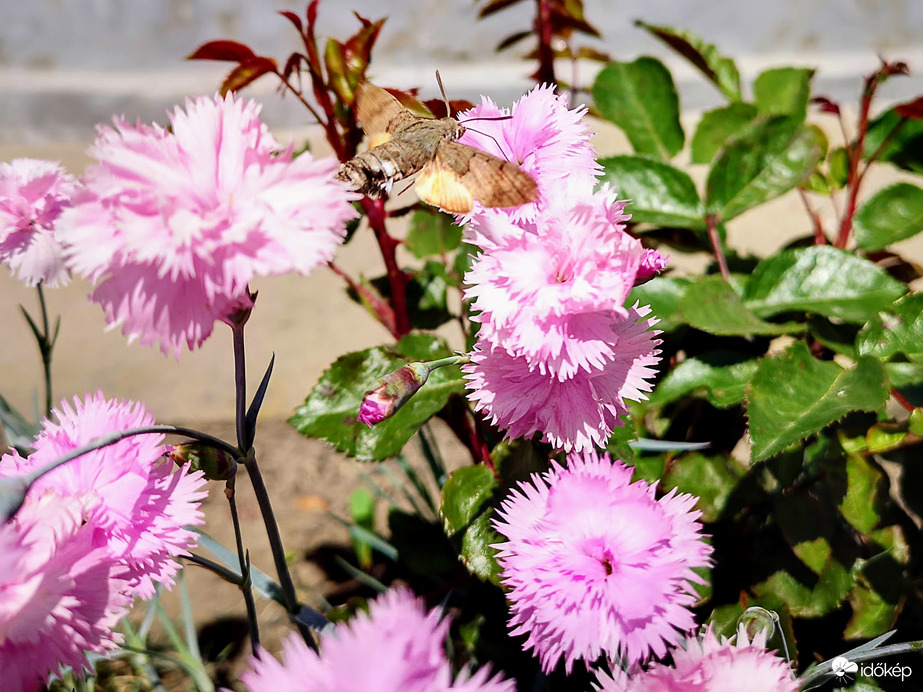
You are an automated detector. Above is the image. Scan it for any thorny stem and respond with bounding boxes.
[534,0,556,85]
[706,215,730,280]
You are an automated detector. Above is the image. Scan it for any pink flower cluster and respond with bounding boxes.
[457,86,664,452]
[0,393,207,691]
[54,92,358,358]
[0,158,75,287]
[492,450,712,674]
[595,625,797,691]
[242,588,513,692]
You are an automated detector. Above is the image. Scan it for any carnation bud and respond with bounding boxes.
[635,248,669,284]
[170,443,238,480]
[358,362,431,426]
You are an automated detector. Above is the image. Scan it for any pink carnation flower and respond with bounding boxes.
[492,450,712,674]
[464,304,660,452]
[465,184,643,380]
[0,392,207,600]
[241,588,513,692]
[0,493,131,691]
[457,83,600,226]
[60,93,358,357]
[595,625,796,691]
[0,158,75,287]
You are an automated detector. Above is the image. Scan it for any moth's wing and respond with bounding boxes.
[415,145,475,214]
[418,142,539,212]
[355,82,417,148]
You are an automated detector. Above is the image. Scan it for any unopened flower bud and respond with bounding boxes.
[635,248,669,284]
[170,443,238,481]
[358,362,431,426]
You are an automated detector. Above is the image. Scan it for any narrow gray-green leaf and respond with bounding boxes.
[753,67,815,122]
[593,57,684,160]
[747,342,889,461]
[853,182,923,251]
[706,116,822,221]
[634,21,741,101]
[744,246,907,323]
[599,155,705,229]
[690,103,758,164]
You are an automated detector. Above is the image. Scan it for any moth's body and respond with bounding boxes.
[336,81,538,213]
[338,117,464,197]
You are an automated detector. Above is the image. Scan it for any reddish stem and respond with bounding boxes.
[361,197,411,338]
[891,388,915,413]
[327,261,397,336]
[798,188,827,245]
[706,215,730,280]
[834,76,876,249]
[534,0,556,85]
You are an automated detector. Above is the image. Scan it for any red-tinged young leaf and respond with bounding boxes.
[278,10,303,34]
[812,96,841,115]
[548,5,601,37]
[187,40,257,63]
[634,21,741,102]
[221,58,278,95]
[307,0,319,26]
[478,0,524,19]
[282,53,305,83]
[345,17,385,67]
[576,46,610,62]
[496,30,532,52]
[895,95,923,120]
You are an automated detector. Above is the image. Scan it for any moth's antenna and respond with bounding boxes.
[435,70,450,116]
[464,126,514,164]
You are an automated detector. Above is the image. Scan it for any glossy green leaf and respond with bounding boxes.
[864,107,923,173]
[628,277,693,333]
[828,146,851,189]
[853,182,923,251]
[441,465,497,535]
[406,208,463,258]
[706,116,821,221]
[690,103,758,164]
[747,342,889,461]
[865,425,906,454]
[753,560,852,617]
[649,351,759,408]
[857,293,923,363]
[910,408,923,435]
[839,454,884,534]
[744,246,907,323]
[593,57,684,160]
[660,453,744,522]
[289,334,465,461]
[634,21,741,101]
[845,573,902,639]
[679,276,804,336]
[606,415,640,464]
[599,156,705,229]
[753,67,815,122]
[460,511,502,585]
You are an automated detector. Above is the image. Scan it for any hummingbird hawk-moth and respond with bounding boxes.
[336,78,538,214]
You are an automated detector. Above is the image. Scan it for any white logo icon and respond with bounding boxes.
[831,657,859,678]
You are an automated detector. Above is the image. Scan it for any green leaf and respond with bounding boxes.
[649,351,760,408]
[690,103,758,164]
[634,21,741,101]
[660,453,744,522]
[828,146,851,189]
[845,572,902,639]
[753,560,852,617]
[746,342,890,461]
[774,494,833,573]
[606,414,640,464]
[406,208,462,258]
[459,511,503,585]
[628,277,692,333]
[678,276,804,336]
[625,454,665,485]
[706,116,821,221]
[888,362,923,389]
[744,246,907,323]
[853,182,923,251]
[839,454,884,534]
[753,67,815,122]
[857,293,923,364]
[289,334,465,461]
[599,156,705,229]
[593,57,684,160]
[441,465,497,535]
[864,107,923,173]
